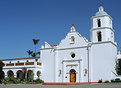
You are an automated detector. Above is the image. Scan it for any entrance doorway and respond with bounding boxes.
[70,69,76,82]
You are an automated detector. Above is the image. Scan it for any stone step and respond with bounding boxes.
[43,82,97,85]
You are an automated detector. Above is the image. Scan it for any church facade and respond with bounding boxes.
[40,6,117,82]
[1,6,120,83]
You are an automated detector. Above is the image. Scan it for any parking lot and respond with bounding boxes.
[0,83,121,88]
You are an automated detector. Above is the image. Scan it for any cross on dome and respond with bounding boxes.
[70,24,76,32]
[95,5,108,16]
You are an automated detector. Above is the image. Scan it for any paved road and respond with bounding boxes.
[0,84,121,88]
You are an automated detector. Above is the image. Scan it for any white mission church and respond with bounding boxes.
[1,6,121,83]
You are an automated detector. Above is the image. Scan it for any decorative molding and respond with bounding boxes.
[55,46,89,51]
[62,59,82,63]
[66,64,78,67]
[90,27,114,32]
[3,66,42,69]
[91,41,117,47]
[91,15,112,20]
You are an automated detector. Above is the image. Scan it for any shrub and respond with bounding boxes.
[35,78,44,84]
[111,78,121,83]
[98,79,102,83]
[2,77,21,84]
[111,79,115,82]
[104,80,110,83]
[27,73,34,82]
[114,78,121,82]
[2,77,10,83]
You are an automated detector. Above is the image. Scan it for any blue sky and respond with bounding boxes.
[0,0,121,59]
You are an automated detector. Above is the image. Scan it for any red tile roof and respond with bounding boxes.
[51,45,57,47]
[1,57,40,61]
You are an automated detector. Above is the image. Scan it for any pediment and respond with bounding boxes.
[57,31,88,49]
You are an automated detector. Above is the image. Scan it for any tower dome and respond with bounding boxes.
[95,6,108,16]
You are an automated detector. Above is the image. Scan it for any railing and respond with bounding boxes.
[25,62,34,65]
[6,63,14,66]
[4,62,42,66]
[37,62,42,66]
[15,63,24,66]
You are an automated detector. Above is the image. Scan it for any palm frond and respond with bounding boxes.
[31,53,37,57]
[32,39,40,45]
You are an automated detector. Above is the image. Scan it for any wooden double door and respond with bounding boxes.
[70,69,76,82]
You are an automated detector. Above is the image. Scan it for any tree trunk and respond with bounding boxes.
[35,45,36,53]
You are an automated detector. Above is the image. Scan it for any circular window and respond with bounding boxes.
[71,53,75,58]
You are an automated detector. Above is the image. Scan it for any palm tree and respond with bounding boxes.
[27,50,33,57]
[32,39,40,53]
[120,47,121,53]
[31,53,37,57]
[37,51,40,55]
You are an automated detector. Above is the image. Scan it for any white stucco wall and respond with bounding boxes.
[40,48,55,82]
[90,42,117,82]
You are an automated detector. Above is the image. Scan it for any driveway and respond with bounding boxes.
[0,83,121,88]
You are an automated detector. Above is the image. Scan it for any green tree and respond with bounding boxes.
[0,60,4,83]
[116,59,121,75]
[32,39,40,53]
[27,50,33,57]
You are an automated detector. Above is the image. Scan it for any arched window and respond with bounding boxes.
[97,31,102,42]
[70,36,75,43]
[97,19,101,27]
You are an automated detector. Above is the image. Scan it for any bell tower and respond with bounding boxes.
[90,5,114,43]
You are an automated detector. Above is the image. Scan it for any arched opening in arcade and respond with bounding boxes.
[7,70,14,77]
[27,70,33,79]
[17,70,24,79]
